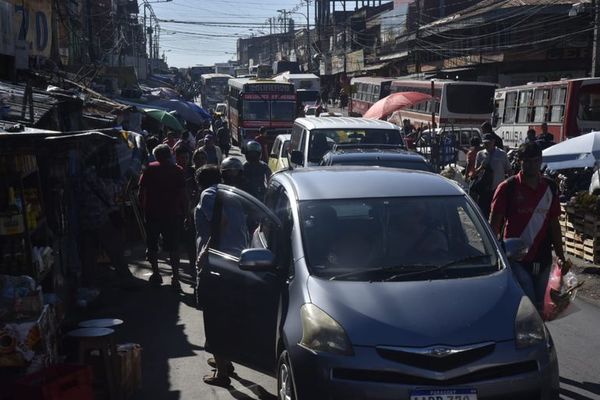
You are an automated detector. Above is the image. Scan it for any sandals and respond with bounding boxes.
[203,372,231,387]
[206,357,235,374]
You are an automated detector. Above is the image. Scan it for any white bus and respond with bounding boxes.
[390,79,497,129]
[274,72,321,107]
[200,73,233,111]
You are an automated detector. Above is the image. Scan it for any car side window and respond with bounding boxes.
[260,186,292,272]
[290,124,303,150]
[213,191,272,258]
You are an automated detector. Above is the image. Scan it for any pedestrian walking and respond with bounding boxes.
[536,122,555,150]
[175,145,198,268]
[254,126,270,163]
[490,142,569,309]
[138,144,188,292]
[525,128,537,144]
[472,133,511,218]
[198,134,223,166]
[465,136,482,182]
[242,141,271,202]
[192,148,208,170]
[217,122,231,157]
[480,121,504,150]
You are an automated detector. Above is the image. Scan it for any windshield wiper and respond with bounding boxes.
[382,254,495,282]
[328,265,436,281]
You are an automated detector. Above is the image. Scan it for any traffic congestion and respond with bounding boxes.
[159,68,598,399]
[3,1,600,399]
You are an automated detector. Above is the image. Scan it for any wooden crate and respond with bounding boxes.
[561,203,600,264]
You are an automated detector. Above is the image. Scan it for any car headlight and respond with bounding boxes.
[515,296,547,349]
[300,303,353,356]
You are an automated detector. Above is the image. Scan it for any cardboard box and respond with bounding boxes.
[116,343,142,399]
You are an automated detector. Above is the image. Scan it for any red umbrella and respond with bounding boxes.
[363,92,433,119]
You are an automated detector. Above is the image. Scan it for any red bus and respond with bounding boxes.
[493,78,600,148]
[349,77,393,116]
[228,78,297,148]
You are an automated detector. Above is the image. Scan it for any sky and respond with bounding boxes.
[151,0,314,68]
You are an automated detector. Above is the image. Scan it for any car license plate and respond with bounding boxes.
[410,388,478,400]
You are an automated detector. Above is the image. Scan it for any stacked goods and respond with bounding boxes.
[561,192,600,264]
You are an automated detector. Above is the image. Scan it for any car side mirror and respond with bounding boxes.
[239,248,275,271]
[290,150,304,166]
[503,238,528,262]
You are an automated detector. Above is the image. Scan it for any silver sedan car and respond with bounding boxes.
[199,167,559,400]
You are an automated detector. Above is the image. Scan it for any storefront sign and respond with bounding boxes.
[345,50,364,73]
[6,0,52,58]
[331,55,344,74]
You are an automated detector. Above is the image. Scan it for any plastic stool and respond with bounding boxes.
[79,318,124,329]
[67,327,118,400]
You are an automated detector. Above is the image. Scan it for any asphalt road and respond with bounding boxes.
[79,255,600,400]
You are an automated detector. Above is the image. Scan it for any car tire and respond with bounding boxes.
[277,350,296,400]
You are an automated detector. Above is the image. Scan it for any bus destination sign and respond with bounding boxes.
[245,83,294,93]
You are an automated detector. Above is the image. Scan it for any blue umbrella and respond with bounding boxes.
[542,131,600,171]
[188,102,212,120]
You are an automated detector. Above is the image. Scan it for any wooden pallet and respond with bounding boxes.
[561,203,600,264]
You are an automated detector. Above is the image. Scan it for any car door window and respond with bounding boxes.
[212,188,280,258]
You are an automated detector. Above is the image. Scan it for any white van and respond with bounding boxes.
[289,117,404,167]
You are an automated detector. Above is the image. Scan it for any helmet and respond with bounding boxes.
[221,157,243,171]
[246,140,262,154]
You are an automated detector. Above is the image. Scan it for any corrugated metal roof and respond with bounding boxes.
[0,81,57,126]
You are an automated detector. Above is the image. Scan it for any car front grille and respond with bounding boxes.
[331,360,539,386]
[376,343,496,372]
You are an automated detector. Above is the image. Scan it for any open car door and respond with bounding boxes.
[200,184,283,373]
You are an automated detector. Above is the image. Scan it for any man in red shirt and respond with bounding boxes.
[254,126,270,163]
[139,144,188,292]
[490,142,567,308]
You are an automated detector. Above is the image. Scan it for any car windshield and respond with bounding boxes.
[299,196,499,281]
[308,129,403,163]
[331,158,433,172]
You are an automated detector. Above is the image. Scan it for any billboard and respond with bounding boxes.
[2,0,52,58]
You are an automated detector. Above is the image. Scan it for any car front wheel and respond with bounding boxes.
[277,350,296,400]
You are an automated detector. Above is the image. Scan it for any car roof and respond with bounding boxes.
[274,134,291,142]
[295,117,401,131]
[326,148,428,162]
[275,167,463,200]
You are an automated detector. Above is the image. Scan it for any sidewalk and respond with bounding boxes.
[567,255,600,307]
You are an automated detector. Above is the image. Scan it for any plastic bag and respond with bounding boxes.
[542,260,581,321]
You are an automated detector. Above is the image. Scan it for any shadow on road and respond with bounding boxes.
[560,376,600,400]
[227,373,277,400]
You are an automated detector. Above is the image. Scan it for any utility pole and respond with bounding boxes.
[593,0,599,77]
[269,18,273,64]
[415,0,421,74]
[86,0,94,62]
[307,0,311,72]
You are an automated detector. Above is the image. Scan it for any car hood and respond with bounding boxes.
[306,269,521,347]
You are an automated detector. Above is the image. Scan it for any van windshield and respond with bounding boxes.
[308,129,403,163]
[299,196,499,281]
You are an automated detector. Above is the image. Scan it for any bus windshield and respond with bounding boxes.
[271,101,296,121]
[578,87,600,121]
[243,100,270,120]
[446,85,495,114]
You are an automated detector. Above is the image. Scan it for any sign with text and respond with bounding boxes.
[7,0,52,58]
[244,83,295,93]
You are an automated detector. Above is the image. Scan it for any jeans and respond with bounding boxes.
[511,261,552,309]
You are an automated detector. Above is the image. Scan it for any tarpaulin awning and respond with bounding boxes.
[364,92,433,120]
[542,131,600,170]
